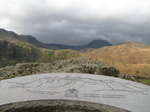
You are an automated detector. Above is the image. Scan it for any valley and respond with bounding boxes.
[0,28,150,85]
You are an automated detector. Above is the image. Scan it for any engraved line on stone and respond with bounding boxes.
[7,76,149,95]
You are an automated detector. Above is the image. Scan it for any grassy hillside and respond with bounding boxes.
[85,41,150,77]
[0,39,83,67]
[0,39,39,67]
[39,49,83,62]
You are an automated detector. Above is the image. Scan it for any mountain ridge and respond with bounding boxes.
[0,28,58,49]
[0,28,112,50]
[47,39,112,50]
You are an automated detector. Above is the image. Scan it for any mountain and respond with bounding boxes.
[84,41,150,77]
[0,28,112,50]
[0,39,83,67]
[0,28,58,49]
[20,35,59,49]
[47,39,112,50]
[76,39,112,50]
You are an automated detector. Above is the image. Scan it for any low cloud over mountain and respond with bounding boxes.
[0,0,150,45]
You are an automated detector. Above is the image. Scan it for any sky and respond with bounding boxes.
[0,0,150,45]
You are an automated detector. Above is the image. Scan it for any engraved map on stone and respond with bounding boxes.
[8,75,148,95]
[1,73,150,112]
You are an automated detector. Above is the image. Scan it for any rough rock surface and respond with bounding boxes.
[0,58,120,80]
[0,100,130,112]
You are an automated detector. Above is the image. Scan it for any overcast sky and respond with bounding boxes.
[0,0,150,45]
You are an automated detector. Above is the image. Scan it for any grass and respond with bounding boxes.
[138,79,150,86]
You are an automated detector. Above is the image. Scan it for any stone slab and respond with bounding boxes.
[0,73,150,112]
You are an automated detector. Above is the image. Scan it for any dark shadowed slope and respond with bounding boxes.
[0,28,58,49]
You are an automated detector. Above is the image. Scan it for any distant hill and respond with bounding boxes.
[47,39,112,50]
[46,43,76,49]
[76,39,112,50]
[118,41,150,48]
[0,28,58,49]
[85,41,150,77]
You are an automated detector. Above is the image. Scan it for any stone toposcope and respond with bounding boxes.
[0,73,150,112]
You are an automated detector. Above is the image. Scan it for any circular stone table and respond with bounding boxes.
[0,73,150,112]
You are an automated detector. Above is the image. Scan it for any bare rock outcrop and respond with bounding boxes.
[0,58,120,80]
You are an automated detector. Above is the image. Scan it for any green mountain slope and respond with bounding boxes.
[0,39,83,67]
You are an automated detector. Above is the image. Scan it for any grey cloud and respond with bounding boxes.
[0,0,150,45]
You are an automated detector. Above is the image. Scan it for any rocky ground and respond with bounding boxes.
[0,57,150,85]
[0,58,119,80]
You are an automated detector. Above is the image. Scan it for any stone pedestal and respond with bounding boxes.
[0,73,150,112]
